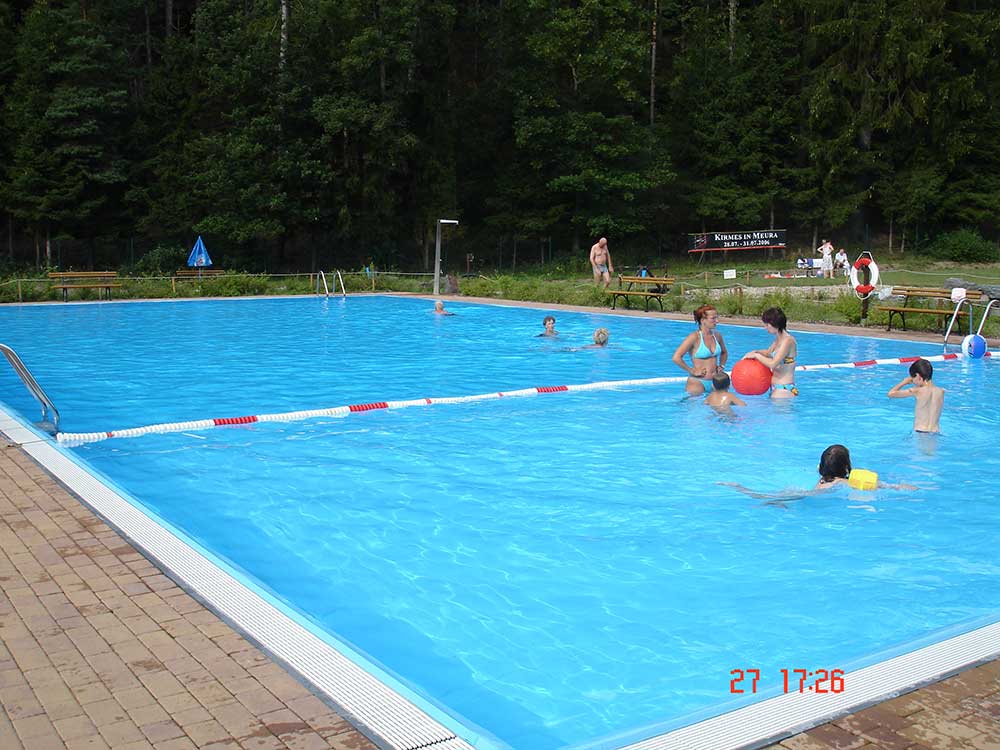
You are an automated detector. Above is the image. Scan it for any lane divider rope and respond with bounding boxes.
[55,351,996,446]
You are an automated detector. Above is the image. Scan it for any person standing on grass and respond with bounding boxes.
[590,238,614,289]
[816,239,835,279]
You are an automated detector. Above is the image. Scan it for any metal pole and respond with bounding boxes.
[433,219,459,296]
[433,222,442,296]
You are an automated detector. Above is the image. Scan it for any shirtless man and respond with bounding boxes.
[887,358,944,432]
[590,237,614,288]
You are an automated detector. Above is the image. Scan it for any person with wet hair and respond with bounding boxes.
[816,444,851,488]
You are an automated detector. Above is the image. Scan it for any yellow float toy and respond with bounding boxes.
[847,469,879,490]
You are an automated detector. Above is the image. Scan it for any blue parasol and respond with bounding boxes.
[187,236,212,277]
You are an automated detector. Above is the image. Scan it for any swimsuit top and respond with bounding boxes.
[783,355,795,365]
[694,331,719,361]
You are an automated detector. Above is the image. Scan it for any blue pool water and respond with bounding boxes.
[1,296,998,750]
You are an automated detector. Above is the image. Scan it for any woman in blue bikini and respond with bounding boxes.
[672,304,728,395]
[742,307,798,399]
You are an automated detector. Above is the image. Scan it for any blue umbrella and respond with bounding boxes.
[187,236,212,277]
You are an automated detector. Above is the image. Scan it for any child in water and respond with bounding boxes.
[539,315,558,337]
[815,444,851,489]
[719,444,913,501]
[887,358,944,433]
[704,372,745,410]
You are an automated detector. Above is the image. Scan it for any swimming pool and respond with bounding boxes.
[1,295,998,750]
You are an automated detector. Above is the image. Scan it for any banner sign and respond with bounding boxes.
[688,229,786,253]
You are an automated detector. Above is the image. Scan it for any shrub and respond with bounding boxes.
[926,229,999,263]
[131,244,187,275]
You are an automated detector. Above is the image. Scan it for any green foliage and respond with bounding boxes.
[2,0,130,239]
[460,274,609,307]
[197,274,271,297]
[131,245,188,275]
[1,0,1000,270]
[926,229,1000,264]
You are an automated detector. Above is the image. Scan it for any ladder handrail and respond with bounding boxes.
[316,270,330,297]
[335,270,347,296]
[977,299,998,337]
[0,343,59,432]
[942,297,974,351]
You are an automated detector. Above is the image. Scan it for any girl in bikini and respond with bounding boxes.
[671,304,728,395]
[742,307,798,399]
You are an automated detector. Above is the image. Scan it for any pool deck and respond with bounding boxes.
[2,298,999,750]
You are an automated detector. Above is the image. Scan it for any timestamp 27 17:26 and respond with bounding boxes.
[730,668,845,694]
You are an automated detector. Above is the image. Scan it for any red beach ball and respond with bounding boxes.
[731,359,772,395]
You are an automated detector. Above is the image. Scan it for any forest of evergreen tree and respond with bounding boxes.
[1,0,998,273]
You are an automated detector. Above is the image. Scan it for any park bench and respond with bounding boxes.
[48,271,121,301]
[878,286,984,331]
[609,275,675,311]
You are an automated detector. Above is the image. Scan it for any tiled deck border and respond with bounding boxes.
[1,297,998,750]
[0,440,378,750]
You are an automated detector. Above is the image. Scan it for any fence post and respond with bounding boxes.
[737,286,743,315]
[17,279,21,302]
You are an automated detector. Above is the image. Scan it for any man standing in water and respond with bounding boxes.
[590,237,614,288]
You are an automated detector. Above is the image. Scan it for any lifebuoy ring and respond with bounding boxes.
[849,256,879,297]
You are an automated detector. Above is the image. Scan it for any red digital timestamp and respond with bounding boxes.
[729,668,845,694]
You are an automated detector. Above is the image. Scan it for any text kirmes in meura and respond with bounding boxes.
[714,231,782,249]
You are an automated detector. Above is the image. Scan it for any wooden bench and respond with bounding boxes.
[609,275,675,311]
[878,286,984,331]
[48,271,121,301]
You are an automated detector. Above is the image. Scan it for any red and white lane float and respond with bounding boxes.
[849,251,879,298]
[56,375,691,445]
[795,351,994,371]
[55,351,996,446]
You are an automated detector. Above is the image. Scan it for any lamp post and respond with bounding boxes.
[433,219,459,295]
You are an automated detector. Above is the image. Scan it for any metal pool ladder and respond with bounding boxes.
[315,271,346,297]
[976,298,999,338]
[0,343,59,433]
[316,271,330,297]
[942,297,976,351]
